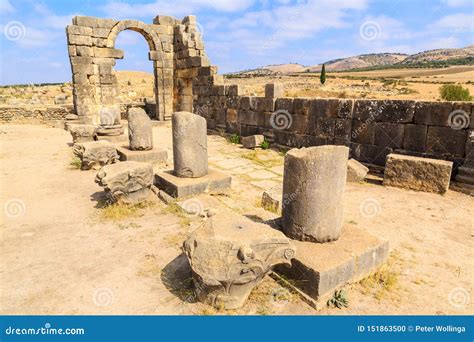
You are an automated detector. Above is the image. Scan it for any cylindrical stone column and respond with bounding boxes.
[281,146,349,243]
[128,107,153,151]
[172,111,208,178]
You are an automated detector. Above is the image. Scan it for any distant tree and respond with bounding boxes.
[439,84,471,101]
[320,64,326,85]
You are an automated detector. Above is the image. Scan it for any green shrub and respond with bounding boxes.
[439,84,471,101]
[228,133,240,144]
[260,139,270,149]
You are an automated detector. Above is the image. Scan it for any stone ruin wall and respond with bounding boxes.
[192,80,473,176]
[66,15,211,124]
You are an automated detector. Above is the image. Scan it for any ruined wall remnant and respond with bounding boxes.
[193,84,472,174]
[66,15,214,124]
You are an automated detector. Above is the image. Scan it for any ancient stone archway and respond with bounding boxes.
[66,15,213,124]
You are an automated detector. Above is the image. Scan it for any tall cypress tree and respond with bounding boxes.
[320,64,326,85]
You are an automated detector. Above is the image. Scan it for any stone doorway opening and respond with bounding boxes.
[114,30,157,119]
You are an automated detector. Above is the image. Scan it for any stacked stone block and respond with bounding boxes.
[193,80,472,173]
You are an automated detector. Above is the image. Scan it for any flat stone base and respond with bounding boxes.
[155,168,231,198]
[116,146,168,163]
[97,134,128,144]
[275,226,389,309]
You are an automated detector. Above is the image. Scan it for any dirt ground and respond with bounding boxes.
[0,123,472,315]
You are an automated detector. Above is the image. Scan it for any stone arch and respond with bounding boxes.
[106,20,161,51]
[105,20,169,121]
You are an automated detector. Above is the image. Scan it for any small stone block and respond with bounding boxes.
[261,190,281,212]
[347,158,369,182]
[383,153,453,194]
[265,83,284,98]
[155,168,231,198]
[241,134,264,149]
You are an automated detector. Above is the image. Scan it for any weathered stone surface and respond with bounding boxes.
[414,101,453,126]
[383,154,453,194]
[275,226,388,305]
[155,168,231,198]
[241,134,264,149]
[347,158,368,182]
[265,83,284,98]
[172,111,208,178]
[426,126,467,157]
[282,146,349,243]
[183,212,295,309]
[73,140,119,170]
[128,107,153,150]
[374,122,404,149]
[95,161,154,203]
[261,190,281,212]
[116,146,167,163]
[403,124,427,152]
[69,124,97,143]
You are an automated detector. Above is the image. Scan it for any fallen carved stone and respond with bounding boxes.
[183,212,295,309]
[95,161,154,204]
[73,140,119,170]
[69,124,97,143]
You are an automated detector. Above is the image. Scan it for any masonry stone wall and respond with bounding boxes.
[192,80,473,175]
[66,15,210,124]
[0,106,74,123]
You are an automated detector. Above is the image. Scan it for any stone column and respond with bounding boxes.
[128,107,153,150]
[281,146,349,243]
[172,111,208,177]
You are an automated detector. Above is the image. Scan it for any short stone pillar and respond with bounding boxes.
[172,111,208,178]
[281,146,349,243]
[128,108,153,150]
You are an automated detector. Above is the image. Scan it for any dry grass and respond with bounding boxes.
[242,150,283,169]
[99,201,153,221]
[69,156,81,169]
[358,253,401,301]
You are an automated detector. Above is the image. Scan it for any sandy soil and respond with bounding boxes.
[0,123,472,315]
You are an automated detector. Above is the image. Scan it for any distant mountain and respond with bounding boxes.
[230,45,473,75]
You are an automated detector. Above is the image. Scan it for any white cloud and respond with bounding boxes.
[100,0,255,19]
[441,0,473,7]
[429,13,473,32]
[0,0,15,14]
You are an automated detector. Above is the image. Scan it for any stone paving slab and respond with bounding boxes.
[247,169,278,180]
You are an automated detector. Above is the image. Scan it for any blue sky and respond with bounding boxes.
[0,0,472,85]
